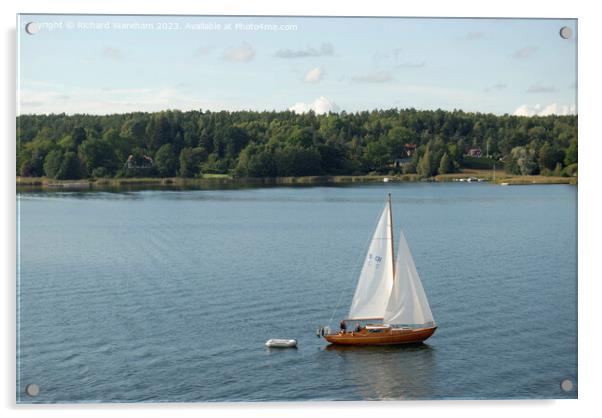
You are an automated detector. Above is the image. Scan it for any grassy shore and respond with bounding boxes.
[16,174,390,190]
[434,169,577,185]
[16,169,576,190]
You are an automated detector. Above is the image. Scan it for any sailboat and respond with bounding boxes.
[320,194,437,345]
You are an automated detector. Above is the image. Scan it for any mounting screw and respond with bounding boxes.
[25,383,39,397]
[560,379,574,392]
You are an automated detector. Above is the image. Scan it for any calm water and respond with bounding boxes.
[16,183,577,402]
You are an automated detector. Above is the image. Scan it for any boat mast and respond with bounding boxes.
[387,193,395,281]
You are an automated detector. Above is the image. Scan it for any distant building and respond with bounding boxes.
[125,154,154,169]
[403,143,417,157]
[392,144,418,168]
[394,158,410,167]
[467,148,483,158]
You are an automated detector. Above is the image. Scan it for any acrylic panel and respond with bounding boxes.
[16,14,577,403]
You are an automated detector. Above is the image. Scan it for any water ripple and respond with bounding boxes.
[17,184,577,402]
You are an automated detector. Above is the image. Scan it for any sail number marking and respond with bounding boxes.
[367,253,383,268]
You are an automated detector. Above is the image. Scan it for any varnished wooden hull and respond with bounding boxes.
[324,326,437,346]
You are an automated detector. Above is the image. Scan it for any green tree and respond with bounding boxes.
[564,139,577,166]
[275,147,322,176]
[447,143,461,165]
[553,162,563,176]
[43,150,82,179]
[155,144,178,177]
[563,163,578,177]
[72,127,87,146]
[15,109,578,180]
[386,127,415,157]
[317,143,345,173]
[223,126,249,158]
[80,138,118,176]
[289,127,314,148]
[364,141,390,171]
[438,153,452,175]
[537,142,555,171]
[120,118,147,148]
[179,147,207,177]
[19,139,55,177]
[60,151,83,179]
[58,135,77,151]
[103,128,130,165]
[417,146,433,177]
[234,143,255,177]
[91,167,109,178]
[147,115,172,152]
[247,151,277,177]
[508,146,537,175]
[43,150,64,179]
[19,159,37,177]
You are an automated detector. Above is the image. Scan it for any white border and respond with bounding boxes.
[3,1,600,417]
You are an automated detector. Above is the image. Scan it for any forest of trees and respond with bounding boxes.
[16,108,578,180]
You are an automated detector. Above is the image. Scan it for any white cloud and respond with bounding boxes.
[539,103,577,116]
[289,96,339,115]
[513,104,538,116]
[18,83,231,115]
[303,67,324,84]
[526,83,556,93]
[223,42,255,62]
[274,43,334,58]
[513,103,576,117]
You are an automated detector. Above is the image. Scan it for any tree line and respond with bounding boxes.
[16,108,577,180]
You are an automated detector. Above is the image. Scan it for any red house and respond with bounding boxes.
[403,143,417,157]
[467,148,483,158]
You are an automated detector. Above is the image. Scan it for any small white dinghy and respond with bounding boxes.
[265,339,297,348]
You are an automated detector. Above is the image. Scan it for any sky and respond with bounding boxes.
[17,14,577,116]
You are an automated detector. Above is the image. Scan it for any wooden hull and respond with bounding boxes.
[324,326,437,346]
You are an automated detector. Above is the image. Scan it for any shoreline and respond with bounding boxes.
[16,170,577,191]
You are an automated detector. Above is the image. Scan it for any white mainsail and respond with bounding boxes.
[383,227,435,326]
[348,200,394,320]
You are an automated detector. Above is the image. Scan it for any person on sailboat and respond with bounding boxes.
[339,320,347,333]
[355,322,361,332]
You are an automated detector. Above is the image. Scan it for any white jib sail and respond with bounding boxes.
[383,228,435,326]
[348,201,394,320]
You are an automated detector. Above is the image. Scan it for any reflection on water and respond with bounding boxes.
[325,343,435,400]
[17,180,359,195]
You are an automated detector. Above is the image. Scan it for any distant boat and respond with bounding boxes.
[319,194,437,345]
[500,182,509,186]
[383,177,390,183]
